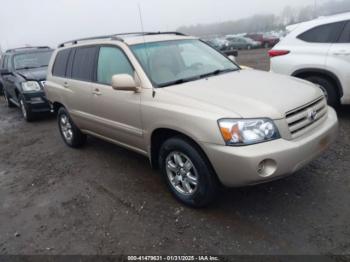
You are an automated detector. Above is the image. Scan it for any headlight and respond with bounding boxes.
[21,81,41,92]
[218,119,280,146]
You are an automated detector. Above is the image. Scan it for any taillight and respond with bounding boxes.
[268,50,290,57]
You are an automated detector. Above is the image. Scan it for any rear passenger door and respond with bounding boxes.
[326,20,350,99]
[90,45,143,151]
[65,46,98,129]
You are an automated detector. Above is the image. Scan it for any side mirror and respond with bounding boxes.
[111,74,139,92]
[0,69,11,76]
[228,55,236,62]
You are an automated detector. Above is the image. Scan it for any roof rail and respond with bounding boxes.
[57,32,187,48]
[6,46,51,53]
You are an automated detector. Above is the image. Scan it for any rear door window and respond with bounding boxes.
[298,22,345,43]
[71,46,97,82]
[52,49,71,77]
[338,21,350,43]
[97,46,134,85]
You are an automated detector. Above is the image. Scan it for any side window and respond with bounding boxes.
[1,56,7,69]
[71,46,97,82]
[298,22,345,43]
[52,49,71,77]
[97,46,134,85]
[338,21,350,43]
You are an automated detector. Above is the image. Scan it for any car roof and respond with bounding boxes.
[57,32,197,48]
[286,12,350,35]
[5,46,53,54]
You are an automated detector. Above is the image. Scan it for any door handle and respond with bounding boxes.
[333,50,350,56]
[63,82,69,88]
[92,88,102,96]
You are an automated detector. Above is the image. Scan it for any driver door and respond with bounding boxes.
[90,45,144,151]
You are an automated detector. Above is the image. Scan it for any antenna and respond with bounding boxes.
[137,3,156,98]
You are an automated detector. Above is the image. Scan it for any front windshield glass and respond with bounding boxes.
[131,39,239,87]
[14,51,53,70]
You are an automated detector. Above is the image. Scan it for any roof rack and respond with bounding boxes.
[6,46,51,53]
[58,32,187,48]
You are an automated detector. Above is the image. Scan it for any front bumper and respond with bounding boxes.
[22,92,51,113]
[201,107,338,187]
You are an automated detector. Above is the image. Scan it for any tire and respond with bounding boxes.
[159,137,219,207]
[3,89,15,108]
[57,107,86,148]
[19,96,34,122]
[305,75,339,107]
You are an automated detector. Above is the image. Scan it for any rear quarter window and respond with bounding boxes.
[338,21,350,43]
[71,46,97,82]
[298,21,345,43]
[52,49,71,77]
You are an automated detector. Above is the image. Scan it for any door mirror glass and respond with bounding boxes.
[111,74,138,92]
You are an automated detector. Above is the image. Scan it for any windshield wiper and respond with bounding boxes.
[158,76,200,88]
[199,68,237,79]
[16,66,40,70]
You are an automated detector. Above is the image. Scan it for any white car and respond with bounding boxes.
[270,12,350,107]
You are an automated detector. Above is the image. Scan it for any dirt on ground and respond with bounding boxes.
[0,49,349,256]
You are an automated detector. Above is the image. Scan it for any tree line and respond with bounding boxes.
[177,0,350,36]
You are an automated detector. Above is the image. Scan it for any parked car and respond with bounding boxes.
[226,36,261,50]
[45,32,338,207]
[0,46,54,121]
[269,12,350,107]
[245,33,279,48]
[204,38,238,56]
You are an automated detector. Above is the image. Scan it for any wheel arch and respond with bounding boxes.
[149,128,215,174]
[292,68,343,98]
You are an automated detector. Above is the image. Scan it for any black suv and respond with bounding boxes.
[0,47,53,121]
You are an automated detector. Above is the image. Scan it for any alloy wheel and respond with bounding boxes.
[20,100,27,119]
[59,114,74,143]
[165,151,199,196]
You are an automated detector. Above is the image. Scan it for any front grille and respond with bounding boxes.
[286,96,328,139]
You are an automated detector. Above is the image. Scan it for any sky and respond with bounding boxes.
[0,0,320,50]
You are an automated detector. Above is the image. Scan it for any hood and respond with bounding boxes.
[161,70,323,119]
[16,67,48,81]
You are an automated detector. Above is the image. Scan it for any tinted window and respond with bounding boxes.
[298,22,345,43]
[339,21,350,43]
[71,46,97,81]
[53,49,71,77]
[97,47,134,85]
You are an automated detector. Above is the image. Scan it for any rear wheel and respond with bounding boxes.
[305,75,339,107]
[57,107,86,148]
[159,137,218,207]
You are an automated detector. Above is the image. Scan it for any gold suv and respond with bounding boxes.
[45,32,338,207]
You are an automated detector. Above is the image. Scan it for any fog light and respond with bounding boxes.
[257,159,277,177]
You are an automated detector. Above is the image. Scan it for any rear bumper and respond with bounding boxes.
[201,108,338,187]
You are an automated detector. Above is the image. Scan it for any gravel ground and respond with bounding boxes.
[0,49,349,256]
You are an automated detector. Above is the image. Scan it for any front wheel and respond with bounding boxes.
[19,96,34,122]
[159,137,219,207]
[57,107,86,148]
[305,76,339,107]
[3,90,15,108]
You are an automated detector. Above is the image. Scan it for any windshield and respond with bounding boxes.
[14,51,53,70]
[131,39,239,87]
